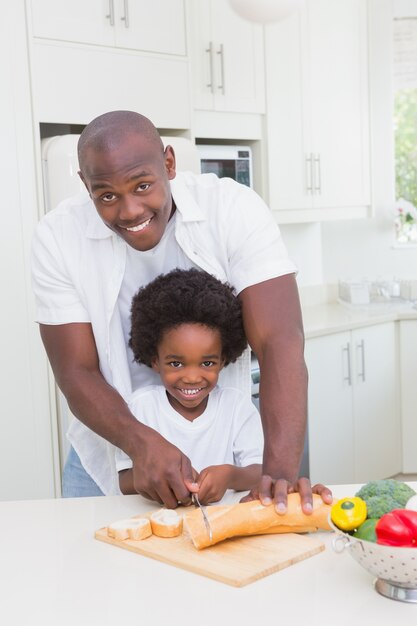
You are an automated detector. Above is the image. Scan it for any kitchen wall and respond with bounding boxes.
[280,223,324,287]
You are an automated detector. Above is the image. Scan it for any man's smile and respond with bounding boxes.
[120,217,153,232]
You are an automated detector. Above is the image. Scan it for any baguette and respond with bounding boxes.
[150,508,183,538]
[184,493,332,549]
[107,517,152,541]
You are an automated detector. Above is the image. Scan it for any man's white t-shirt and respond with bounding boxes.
[118,215,196,390]
[115,385,264,475]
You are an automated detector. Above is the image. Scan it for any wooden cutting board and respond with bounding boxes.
[95,514,325,587]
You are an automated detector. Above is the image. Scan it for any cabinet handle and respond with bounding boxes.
[357,339,366,382]
[342,343,352,386]
[313,154,321,194]
[106,0,115,26]
[216,43,225,94]
[121,0,129,28]
[205,42,214,93]
[305,154,313,194]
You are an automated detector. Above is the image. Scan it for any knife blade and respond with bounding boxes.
[192,493,213,542]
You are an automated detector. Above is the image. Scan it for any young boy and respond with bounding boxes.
[115,268,263,504]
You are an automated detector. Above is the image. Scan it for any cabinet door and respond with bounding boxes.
[32,41,191,128]
[210,0,265,113]
[305,332,355,485]
[265,7,313,211]
[189,0,265,114]
[30,0,115,46]
[265,0,370,217]
[189,0,214,110]
[309,0,370,210]
[399,321,417,473]
[352,323,400,482]
[114,0,186,55]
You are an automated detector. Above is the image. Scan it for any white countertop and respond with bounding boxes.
[2,484,417,626]
[301,299,417,339]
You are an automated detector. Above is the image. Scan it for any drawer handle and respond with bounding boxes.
[342,343,352,386]
[217,43,225,94]
[205,41,214,93]
[105,0,115,26]
[121,0,130,28]
[357,339,366,382]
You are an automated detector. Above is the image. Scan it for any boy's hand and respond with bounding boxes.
[193,465,233,504]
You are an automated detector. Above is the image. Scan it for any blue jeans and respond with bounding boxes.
[62,446,104,497]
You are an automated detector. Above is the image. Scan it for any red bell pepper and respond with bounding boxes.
[376,509,417,547]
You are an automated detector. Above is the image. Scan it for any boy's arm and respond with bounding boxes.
[40,322,194,507]
[227,464,263,492]
[197,464,262,504]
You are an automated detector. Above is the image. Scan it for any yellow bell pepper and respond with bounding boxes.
[331,497,367,531]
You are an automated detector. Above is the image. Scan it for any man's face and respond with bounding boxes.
[79,133,176,251]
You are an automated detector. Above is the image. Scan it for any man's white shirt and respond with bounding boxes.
[31,172,297,494]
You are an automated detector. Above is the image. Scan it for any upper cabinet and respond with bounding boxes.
[265,0,371,222]
[30,0,186,55]
[27,0,191,128]
[188,0,265,114]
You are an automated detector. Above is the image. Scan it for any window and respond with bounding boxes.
[393,12,417,243]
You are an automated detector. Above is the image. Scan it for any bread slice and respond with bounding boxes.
[184,493,332,549]
[107,517,152,541]
[150,509,183,538]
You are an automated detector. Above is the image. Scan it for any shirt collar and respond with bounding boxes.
[170,172,205,222]
[84,195,113,240]
[85,171,205,239]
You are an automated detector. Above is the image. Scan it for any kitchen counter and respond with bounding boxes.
[2,484,417,626]
[301,299,417,339]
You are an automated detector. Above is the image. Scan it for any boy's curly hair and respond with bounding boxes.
[129,268,247,367]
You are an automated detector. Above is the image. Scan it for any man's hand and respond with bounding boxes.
[130,428,197,509]
[240,476,333,513]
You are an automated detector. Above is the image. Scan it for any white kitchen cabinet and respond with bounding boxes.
[29,0,186,56]
[188,0,265,114]
[265,0,370,221]
[305,323,400,485]
[399,320,417,473]
[28,0,191,128]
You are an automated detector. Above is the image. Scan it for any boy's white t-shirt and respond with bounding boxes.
[115,385,264,473]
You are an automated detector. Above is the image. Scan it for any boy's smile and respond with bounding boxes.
[152,323,224,421]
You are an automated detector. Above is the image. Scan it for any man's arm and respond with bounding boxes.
[239,273,332,511]
[40,322,194,507]
[239,273,307,481]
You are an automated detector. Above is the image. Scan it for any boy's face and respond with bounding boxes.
[79,133,176,251]
[152,323,224,421]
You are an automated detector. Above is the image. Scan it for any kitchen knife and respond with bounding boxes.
[192,493,213,542]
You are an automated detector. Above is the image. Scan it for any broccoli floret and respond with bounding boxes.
[355,479,416,518]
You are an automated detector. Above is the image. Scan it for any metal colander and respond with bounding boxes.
[330,518,417,603]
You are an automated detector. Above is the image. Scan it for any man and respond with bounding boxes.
[32,110,331,512]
